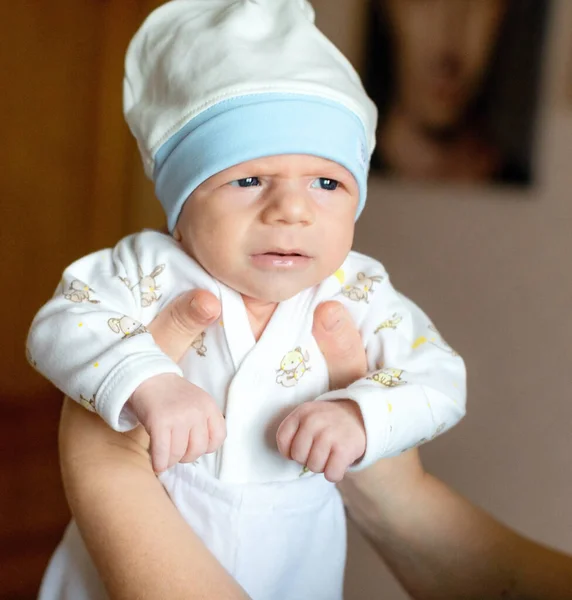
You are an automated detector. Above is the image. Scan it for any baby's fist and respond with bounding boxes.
[276,400,366,483]
[129,373,226,473]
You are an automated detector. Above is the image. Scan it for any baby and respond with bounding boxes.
[28,1,467,599]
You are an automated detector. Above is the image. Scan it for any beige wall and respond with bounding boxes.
[311,1,572,598]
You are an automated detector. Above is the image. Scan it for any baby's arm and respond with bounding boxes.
[27,234,225,470]
[27,233,183,431]
[277,274,465,480]
[318,275,467,468]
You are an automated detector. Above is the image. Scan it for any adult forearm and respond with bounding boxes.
[340,452,572,600]
[59,399,249,600]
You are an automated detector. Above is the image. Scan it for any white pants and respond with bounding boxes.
[39,465,347,600]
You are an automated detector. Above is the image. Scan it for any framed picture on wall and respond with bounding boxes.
[363,0,551,186]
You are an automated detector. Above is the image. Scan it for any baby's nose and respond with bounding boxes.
[261,186,314,226]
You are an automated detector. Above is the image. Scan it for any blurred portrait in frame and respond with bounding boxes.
[363,0,551,186]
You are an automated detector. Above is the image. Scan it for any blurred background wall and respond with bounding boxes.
[312,1,572,598]
[1,1,571,598]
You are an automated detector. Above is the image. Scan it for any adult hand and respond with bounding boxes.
[312,300,368,389]
[59,289,251,600]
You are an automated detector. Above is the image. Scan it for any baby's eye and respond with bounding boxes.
[311,178,339,191]
[229,177,261,188]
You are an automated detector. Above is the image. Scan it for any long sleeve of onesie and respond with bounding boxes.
[317,264,467,469]
[26,233,185,431]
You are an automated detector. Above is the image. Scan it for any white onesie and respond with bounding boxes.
[28,230,466,600]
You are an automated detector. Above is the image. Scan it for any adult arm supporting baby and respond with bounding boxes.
[59,290,250,600]
[341,454,572,600]
[314,301,572,600]
[60,293,572,600]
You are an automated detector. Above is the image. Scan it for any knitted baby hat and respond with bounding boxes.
[124,0,378,231]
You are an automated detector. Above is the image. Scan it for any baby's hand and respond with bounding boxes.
[276,400,366,483]
[129,373,226,473]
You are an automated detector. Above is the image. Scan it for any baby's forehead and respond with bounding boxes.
[218,154,353,178]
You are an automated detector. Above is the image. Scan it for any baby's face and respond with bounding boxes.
[174,154,359,302]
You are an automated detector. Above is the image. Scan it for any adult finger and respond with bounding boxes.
[313,301,368,390]
[148,290,221,363]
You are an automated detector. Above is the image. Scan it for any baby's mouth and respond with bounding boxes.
[259,248,308,257]
[250,249,312,269]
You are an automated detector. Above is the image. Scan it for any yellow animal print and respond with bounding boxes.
[108,316,148,339]
[276,347,310,388]
[367,367,406,387]
[374,313,403,333]
[64,280,100,304]
[342,272,384,303]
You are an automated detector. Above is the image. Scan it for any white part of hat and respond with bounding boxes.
[123,0,377,179]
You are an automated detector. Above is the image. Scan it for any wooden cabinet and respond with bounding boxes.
[0,1,164,597]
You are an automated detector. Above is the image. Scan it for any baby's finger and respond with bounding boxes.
[305,437,331,474]
[150,428,171,473]
[170,426,190,466]
[313,301,367,390]
[289,426,314,466]
[276,412,301,459]
[206,413,227,454]
[323,450,349,483]
[182,423,208,463]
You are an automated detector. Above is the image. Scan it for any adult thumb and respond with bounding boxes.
[148,290,221,363]
[312,301,368,390]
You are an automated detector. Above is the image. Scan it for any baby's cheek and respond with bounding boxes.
[332,218,354,249]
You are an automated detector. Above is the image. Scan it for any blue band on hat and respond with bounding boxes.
[153,93,369,232]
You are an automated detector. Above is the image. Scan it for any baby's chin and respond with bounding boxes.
[239,286,309,304]
[233,275,323,304]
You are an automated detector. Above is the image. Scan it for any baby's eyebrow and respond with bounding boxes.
[244,169,345,179]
